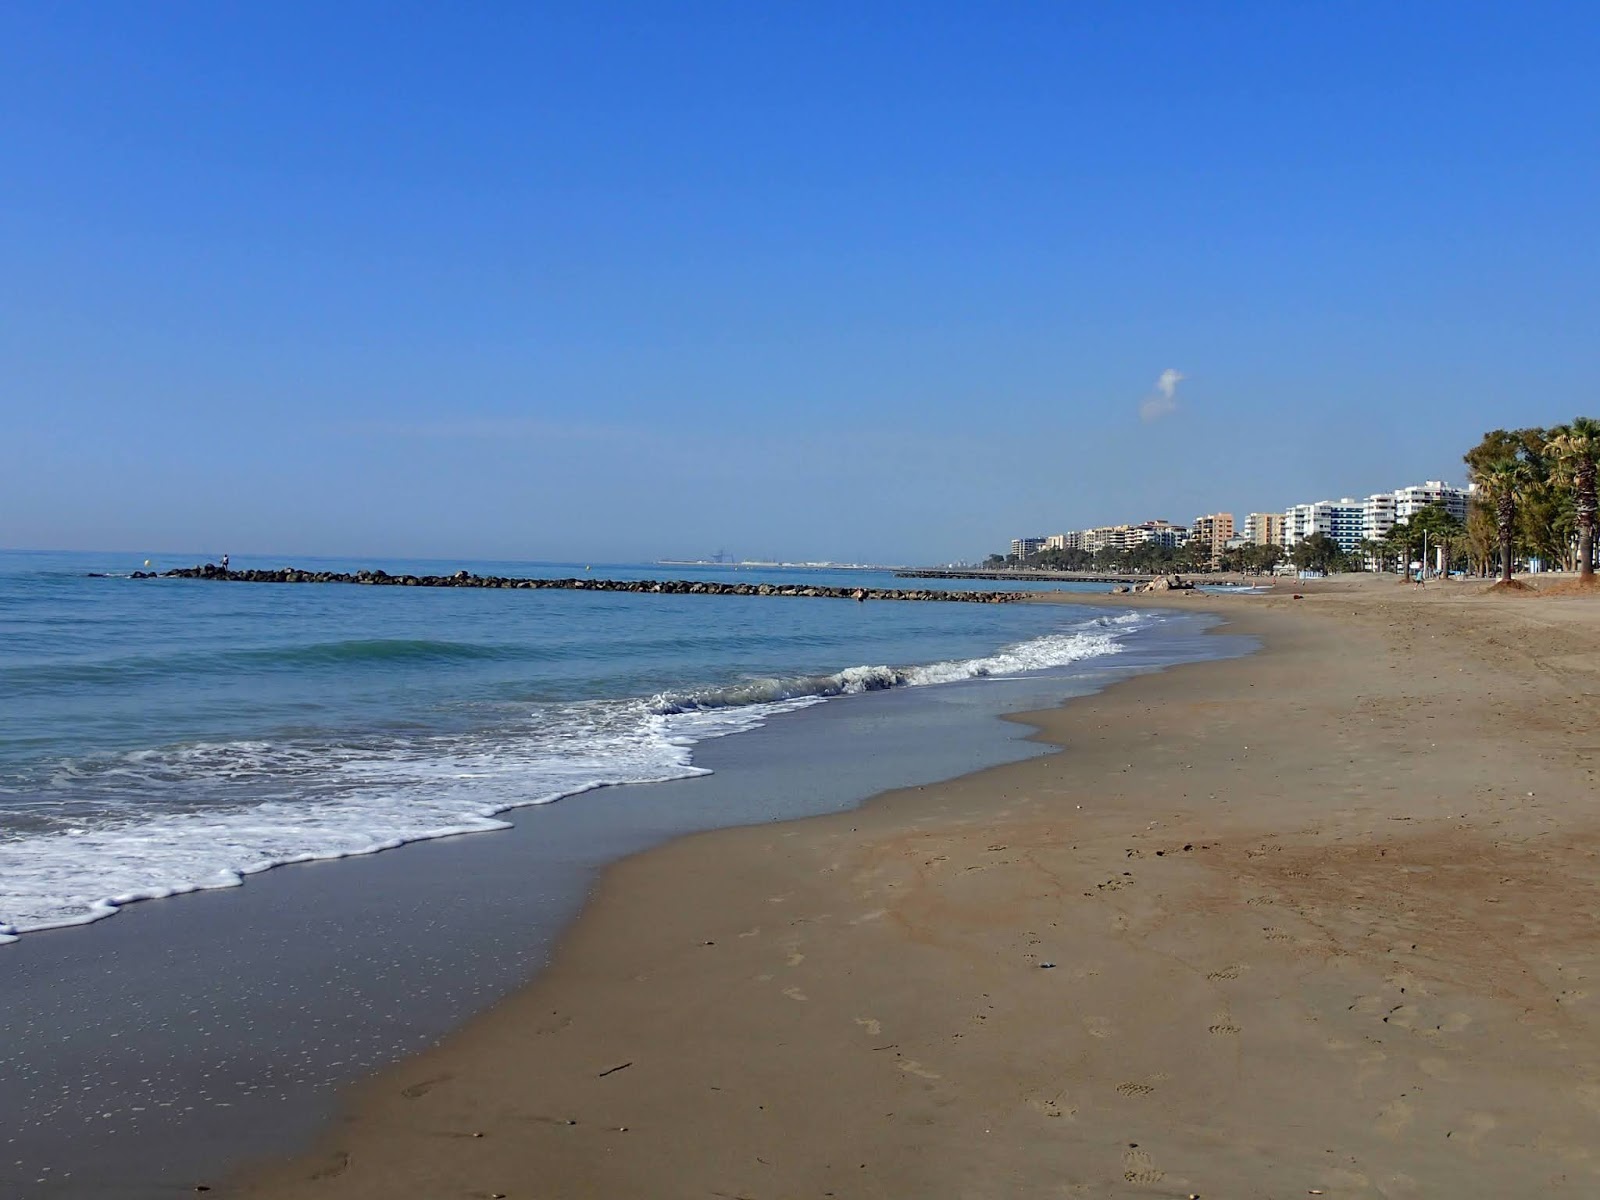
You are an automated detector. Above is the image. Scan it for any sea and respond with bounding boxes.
[0,548,1255,1198]
[0,549,1228,945]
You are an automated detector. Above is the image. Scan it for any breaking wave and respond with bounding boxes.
[0,611,1149,944]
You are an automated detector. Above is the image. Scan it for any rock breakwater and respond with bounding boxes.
[135,564,1027,604]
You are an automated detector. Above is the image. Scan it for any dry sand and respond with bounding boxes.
[232,576,1600,1198]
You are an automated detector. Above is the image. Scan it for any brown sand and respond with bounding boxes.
[232,576,1600,1198]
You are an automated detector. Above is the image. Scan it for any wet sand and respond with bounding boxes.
[4,602,1238,1200]
[233,576,1600,1197]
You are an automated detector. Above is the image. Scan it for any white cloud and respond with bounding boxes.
[1139,369,1184,424]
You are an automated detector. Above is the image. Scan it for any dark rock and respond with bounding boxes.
[157,565,1029,606]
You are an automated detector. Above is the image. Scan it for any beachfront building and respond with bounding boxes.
[1283,499,1365,554]
[1362,492,1397,542]
[1011,537,1046,559]
[1076,526,1115,553]
[1394,480,1471,523]
[1069,521,1185,554]
[1190,513,1235,564]
[1044,532,1088,552]
[1244,512,1284,547]
[1123,520,1188,550]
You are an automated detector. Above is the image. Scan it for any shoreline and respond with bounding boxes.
[0,573,1126,947]
[231,577,1600,1197]
[2,597,1243,1198]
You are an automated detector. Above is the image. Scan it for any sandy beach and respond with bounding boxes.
[231,576,1600,1198]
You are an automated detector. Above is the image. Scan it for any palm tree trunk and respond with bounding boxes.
[1579,459,1596,580]
[1498,496,1516,583]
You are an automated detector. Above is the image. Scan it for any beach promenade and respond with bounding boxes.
[234,576,1600,1197]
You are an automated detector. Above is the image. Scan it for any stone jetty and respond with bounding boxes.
[134,564,1027,604]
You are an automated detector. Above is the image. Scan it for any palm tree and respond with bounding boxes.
[1383,521,1417,574]
[1478,459,1529,583]
[1437,512,1465,577]
[1547,417,1600,581]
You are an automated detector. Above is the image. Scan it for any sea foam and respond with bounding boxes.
[0,612,1147,942]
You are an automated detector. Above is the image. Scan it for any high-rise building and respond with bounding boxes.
[1283,499,1365,554]
[1362,493,1397,542]
[1394,481,1471,523]
[1243,512,1285,546]
[1124,520,1188,549]
[1190,513,1235,562]
[1011,537,1046,559]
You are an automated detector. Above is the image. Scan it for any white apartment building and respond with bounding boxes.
[1283,499,1365,554]
[1128,520,1188,549]
[1362,492,1397,542]
[1394,480,1471,523]
[1067,521,1187,554]
[1011,537,1046,559]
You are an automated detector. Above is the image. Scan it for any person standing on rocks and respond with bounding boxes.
[221,553,229,572]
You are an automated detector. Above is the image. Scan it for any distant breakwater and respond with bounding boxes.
[131,564,1028,604]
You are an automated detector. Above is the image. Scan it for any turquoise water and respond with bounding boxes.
[0,550,1145,941]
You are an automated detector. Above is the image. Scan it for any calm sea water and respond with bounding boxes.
[0,550,1155,943]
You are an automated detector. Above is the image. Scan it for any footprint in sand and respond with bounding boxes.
[1206,964,1242,981]
[1457,1111,1497,1151]
[1208,1019,1240,1036]
[1084,1016,1114,1039]
[307,1151,350,1181]
[1376,1096,1414,1139]
[1026,1094,1075,1120]
[783,986,808,1002]
[898,1060,941,1080]
[1325,1166,1372,1189]
[1122,1146,1164,1183]
[1355,1049,1388,1087]
[1115,1081,1155,1098]
[1384,1004,1417,1028]
[787,951,806,967]
[855,1017,883,1036]
[400,1075,451,1100]
[1419,1056,1455,1080]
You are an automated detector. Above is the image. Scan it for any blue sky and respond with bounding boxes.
[3,3,1596,563]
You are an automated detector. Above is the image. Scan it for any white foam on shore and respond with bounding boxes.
[652,613,1142,713]
[0,613,1148,941]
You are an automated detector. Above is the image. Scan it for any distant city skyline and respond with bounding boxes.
[4,5,1596,564]
[1010,476,1475,557]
